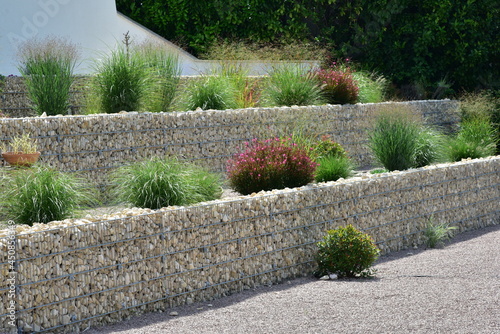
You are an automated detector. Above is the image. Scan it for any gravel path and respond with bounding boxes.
[87,224,500,334]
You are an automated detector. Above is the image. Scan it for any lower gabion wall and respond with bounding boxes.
[0,156,498,333]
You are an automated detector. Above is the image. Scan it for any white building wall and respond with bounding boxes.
[0,0,318,76]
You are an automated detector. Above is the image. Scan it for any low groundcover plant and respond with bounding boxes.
[227,137,317,195]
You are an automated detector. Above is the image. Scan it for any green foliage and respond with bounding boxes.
[370,168,388,174]
[311,135,347,161]
[352,71,387,103]
[113,157,222,209]
[227,138,317,195]
[414,127,445,168]
[459,91,500,153]
[315,156,354,183]
[181,75,238,111]
[92,45,149,113]
[315,224,380,278]
[200,39,330,61]
[368,110,421,171]
[1,166,92,225]
[264,65,324,107]
[424,217,458,248]
[139,42,181,112]
[17,37,79,115]
[445,118,497,162]
[117,0,499,91]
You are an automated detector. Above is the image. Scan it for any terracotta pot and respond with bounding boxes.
[2,152,41,167]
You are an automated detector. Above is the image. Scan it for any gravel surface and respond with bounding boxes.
[86,224,500,334]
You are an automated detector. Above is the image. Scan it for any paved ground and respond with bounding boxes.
[86,224,500,334]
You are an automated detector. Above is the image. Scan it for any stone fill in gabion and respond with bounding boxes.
[0,156,498,333]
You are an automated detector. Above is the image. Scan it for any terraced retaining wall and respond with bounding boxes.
[0,100,459,189]
[0,156,499,333]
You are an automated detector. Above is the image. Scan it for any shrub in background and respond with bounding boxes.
[1,166,92,225]
[17,37,79,116]
[445,118,497,162]
[368,110,421,171]
[92,43,149,113]
[314,224,380,278]
[263,65,324,107]
[311,135,347,160]
[227,138,317,195]
[181,75,238,111]
[113,157,222,209]
[316,65,359,105]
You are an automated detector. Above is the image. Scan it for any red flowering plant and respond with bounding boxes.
[316,62,359,105]
[227,137,318,195]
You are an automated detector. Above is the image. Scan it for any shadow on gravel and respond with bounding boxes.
[86,224,499,334]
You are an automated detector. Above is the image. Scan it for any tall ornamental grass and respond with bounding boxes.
[139,42,181,112]
[113,157,222,209]
[1,166,92,225]
[92,46,149,113]
[445,118,497,162]
[263,65,324,107]
[181,75,238,111]
[352,71,387,103]
[369,110,421,171]
[17,37,79,116]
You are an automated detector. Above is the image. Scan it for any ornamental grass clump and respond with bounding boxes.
[1,166,92,226]
[227,138,317,195]
[113,157,222,209]
[445,118,497,162]
[316,65,359,105]
[92,42,149,113]
[263,65,324,107]
[315,224,380,278]
[368,110,421,171]
[17,37,79,115]
[182,75,238,111]
[139,41,181,112]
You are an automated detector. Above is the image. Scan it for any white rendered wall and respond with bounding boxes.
[0,0,202,75]
[0,0,318,76]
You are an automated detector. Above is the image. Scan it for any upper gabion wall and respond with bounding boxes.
[0,100,459,188]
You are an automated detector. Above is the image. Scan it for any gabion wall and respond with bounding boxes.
[0,156,498,333]
[0,100,459,190]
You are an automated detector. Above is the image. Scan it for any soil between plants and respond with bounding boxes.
[85,224,500,334]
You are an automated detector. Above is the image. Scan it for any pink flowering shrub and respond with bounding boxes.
[227,138,317,195]
[316,65,359,105]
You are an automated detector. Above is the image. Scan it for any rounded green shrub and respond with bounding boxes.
[2,166,91,225]
[311,135,347,160]
[227,138,317,195]
[113,157,222,209]
[315,224,380,278]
